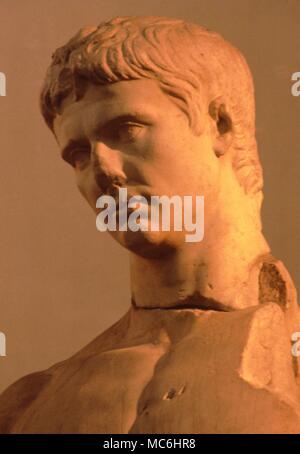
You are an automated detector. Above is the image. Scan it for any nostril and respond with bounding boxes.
[94,171,128,196]
[91,151,127,194]
[94,172,112,194]
[111,175,127,187]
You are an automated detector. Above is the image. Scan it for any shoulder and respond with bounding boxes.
[0,371,52,433]
[0,308,132,433]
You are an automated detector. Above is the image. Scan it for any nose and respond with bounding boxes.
[91,141,127,193]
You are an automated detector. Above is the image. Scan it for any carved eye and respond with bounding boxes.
[70,149,90,170]
[117,122,143,143]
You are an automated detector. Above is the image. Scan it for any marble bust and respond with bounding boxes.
[1,16,300,434]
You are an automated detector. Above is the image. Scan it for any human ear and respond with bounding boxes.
[208,98,233,157]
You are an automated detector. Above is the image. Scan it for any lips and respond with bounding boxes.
[108,184,150,207]
[116,198,149,214]
[96,183,152,227]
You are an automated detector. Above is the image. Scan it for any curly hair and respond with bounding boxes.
[40,16,263,196]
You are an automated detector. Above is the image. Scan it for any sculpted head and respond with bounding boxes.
[40,16,263,256]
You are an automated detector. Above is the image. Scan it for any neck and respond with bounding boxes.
[130,183,270,311]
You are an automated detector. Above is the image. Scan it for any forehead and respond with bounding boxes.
[53,79,181,146]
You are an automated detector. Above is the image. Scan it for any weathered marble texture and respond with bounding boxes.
[1,16,299,434]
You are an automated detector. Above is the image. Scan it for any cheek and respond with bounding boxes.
[146,138,218,196]
[182,135,221,195]
[76,168,100,211]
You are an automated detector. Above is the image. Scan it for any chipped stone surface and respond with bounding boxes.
[1,303,300,434]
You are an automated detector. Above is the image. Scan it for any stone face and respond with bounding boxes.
[1,16,299,433]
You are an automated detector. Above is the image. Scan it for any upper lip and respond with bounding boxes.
[106,182,149,199]
[104,184,151,211]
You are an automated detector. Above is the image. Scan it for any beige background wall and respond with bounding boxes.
[0,0,299,393]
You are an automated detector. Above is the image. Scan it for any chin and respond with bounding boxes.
[110,229,178,259]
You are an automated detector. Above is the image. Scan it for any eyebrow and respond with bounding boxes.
[89,112,152,137]
[61,111,154,159]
